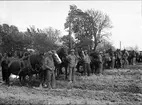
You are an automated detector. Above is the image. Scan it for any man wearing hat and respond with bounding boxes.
[67,49,78,83]
[98,51,103,74]
[38,51,56,89]
[83,50,91,76]
[1,53,9,84]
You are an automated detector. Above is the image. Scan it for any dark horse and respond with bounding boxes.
[3,51,61,86]
[76,50,85,75]
[55,47,69,80]
[3,58,25,86]
[19,53,44,85]
[20,51,61,86]
[1,52,40,86]
[90,51,102,74]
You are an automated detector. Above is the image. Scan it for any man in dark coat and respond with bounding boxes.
[1,53,9,84]
[111,52,115,69]
[39,51,56,89]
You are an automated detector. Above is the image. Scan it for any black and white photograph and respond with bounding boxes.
[0,0,142,105]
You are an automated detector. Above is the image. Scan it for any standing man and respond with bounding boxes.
[83,50,91,76]
[98,52,103,74]
[123,49,129,68]
[67,49,78,83]
[111,52,115,69]
[132,50,136,65]
[40,51,56,89]
[117,49,122,68]
[1,53,9,84]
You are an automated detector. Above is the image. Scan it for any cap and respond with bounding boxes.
[70,49,75,52]
[45,51,52,55]
[51,50,56,54]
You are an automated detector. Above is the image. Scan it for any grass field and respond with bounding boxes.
[0,64,142,105]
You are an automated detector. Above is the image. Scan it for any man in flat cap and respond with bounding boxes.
[67,49,78,83]
[38,51,56,89]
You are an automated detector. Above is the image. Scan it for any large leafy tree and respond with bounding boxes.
[87,9,113,50]
[96,39,116,52]
[64,5,93,50]
[26,26,61,53]
[0,24,30,54]
[61,35,76,49]
[0,23,61,54]
[64,5,113,51]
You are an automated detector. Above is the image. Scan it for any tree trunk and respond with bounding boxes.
[69,20,72,50]
[93,33,98,51]
[93,42,97,51]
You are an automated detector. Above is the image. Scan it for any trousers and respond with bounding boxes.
[40,69,56,89]
[83,63,91,76]
[68,67,75,82]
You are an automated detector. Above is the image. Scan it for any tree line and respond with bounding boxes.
[0,4,115,54]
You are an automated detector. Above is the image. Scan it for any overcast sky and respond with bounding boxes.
[0,1,142,50]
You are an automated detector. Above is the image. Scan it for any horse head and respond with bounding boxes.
[56,47,68,63]
[51,50,62,64]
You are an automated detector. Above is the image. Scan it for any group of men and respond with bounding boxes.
[0,48,139,90]
[61,49,103,83]
[103,49,138,69]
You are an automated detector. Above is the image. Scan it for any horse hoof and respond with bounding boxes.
[33,87,43,90]
[26,84,31,88]
[7,84,12,87]
[19,83,24,86]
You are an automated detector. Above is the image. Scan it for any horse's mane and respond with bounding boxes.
[90,51,99,59]
[57,47,68,57]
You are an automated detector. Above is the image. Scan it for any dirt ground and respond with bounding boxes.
[0,64,142,105]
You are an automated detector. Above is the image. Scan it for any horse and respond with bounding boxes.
[76,51,85,75]
[3,50,61,87]
[19,50,62,86]
[33,50,62,89]
[127,50,136,65]
[2,57,24,86]
[90,51,102,74]
[55,47,69,80]
[103,53,112,69]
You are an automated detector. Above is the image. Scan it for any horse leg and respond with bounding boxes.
[91,66,94,74]
[56,65,60,80]
[33,71,44,89]
[5,72,11,86]
[76,63,80,73]
[90,63,93,74]
[35,73,39,79]
[19,75,26,86]
[54,68,57,79]
[59,65,63,75]
[27,74,33,87]
[65,66,68,80]
[19,75,23,86]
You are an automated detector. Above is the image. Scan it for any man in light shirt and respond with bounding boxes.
[83,50,91,76]
[67,49,78,83]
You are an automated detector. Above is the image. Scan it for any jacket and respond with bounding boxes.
[67,54,77,67]
[83,54,91,64]
[42,55,55,71]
